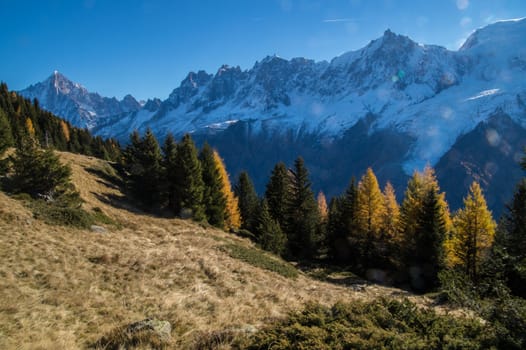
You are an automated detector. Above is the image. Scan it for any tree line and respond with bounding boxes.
[0,83,121,161]
[120,128,526,295]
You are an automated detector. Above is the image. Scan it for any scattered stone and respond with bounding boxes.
[125,318,172,342]
[94,318,171,349]
[90,225,107,233]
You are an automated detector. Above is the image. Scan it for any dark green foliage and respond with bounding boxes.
[0,109,13,155]
[173,134,205,221]
[10,138,73,198]
[123,129,163,209]
[327,178,358,264]
[243,298,493,350]
[162,133,178,213]
[438,268,526,349]
[498,179,526,297]
[0,83,120,160]
[220,243,298,278]
[285,157,320,259]
[255,200,287,255]
[411,188,447,292]
[234,171,259,232]
[199,143,226,228]
[264,162,290,227]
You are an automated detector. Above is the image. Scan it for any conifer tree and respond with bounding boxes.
[124,129,163,208]
[450,182,496,282]
[256,200,287,255]
[0,109,13,175]
[355,168,387,268]
[0,109,13,156]
[400,167,451,269]
[10,137,72,199]
[499,179,526,297]
[173,134,205,221]
[327,178,358,264]
[162,133,178,213]
[317,191,329,223]
[285,157,320,259]
[414,187,447,290]
[265,162,291,227]
[199,143,226,228]
[381,182,400,240]
[356,168,386,238]
[213,150,241,230]
[234,171,259,232]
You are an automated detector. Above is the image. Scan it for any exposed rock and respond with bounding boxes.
[94,318,171,349]
[90,225,107,234]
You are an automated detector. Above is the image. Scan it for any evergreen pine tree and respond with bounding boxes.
[0,109,13,155]
[285,157,320,259]
[234,171,259,232]
[327,178,358,264]
[256,200,287,255]
[413,187,447,291]
[213,150,241,230]
[265,162,291,227]
[451,182,496,282]
[401,167,451,271]
[10,137,73,199]
[162,133,178,213]
[499,179,526,297]
[199,143,226,228]
[173,134,205,221]
[0,109,13,175]
[124,129,163,208]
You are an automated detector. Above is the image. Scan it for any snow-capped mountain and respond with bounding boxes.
[19,71,142,129]
[20,18,526,215]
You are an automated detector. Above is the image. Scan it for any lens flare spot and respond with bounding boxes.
[440,106,454,120]
[456,0,469,10]
[485,128,500,146]
[484,162,498,178]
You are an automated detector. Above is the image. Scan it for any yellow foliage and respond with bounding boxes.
[25,118,35,136]
[448,182,496,280]
[382,182,400,240]
[60,120,70,142]
[317,191,328,222]
[356,168,386,237]
[213,150,241,230]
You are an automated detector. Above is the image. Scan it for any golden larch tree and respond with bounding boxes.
[449,181,496,281]
[381,182,400,240]
[60,120,70,142]
[317,191,328,222]
[213,150,241,230]
[356,168,386,238]
[25,118,35,137]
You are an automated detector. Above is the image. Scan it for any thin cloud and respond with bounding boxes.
[323,18,355,23]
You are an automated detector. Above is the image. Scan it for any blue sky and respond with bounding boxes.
[1,0,525,101]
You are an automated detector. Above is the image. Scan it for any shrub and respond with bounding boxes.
[241,298,495,349]
[220,243,298,279]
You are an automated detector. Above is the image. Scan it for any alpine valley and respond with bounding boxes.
[20,18,526,217]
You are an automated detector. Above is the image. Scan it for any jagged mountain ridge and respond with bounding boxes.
[20,71,143,129]
[19,19,526,215]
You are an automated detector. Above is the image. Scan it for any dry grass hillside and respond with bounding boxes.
[1,151,436,349]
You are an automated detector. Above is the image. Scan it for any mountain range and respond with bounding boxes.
[19,18,526,217]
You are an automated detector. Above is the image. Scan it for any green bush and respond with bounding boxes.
[220,243,298,279]
[241,298,495,350]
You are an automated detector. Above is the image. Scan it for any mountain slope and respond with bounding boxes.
[0,151,427,349]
